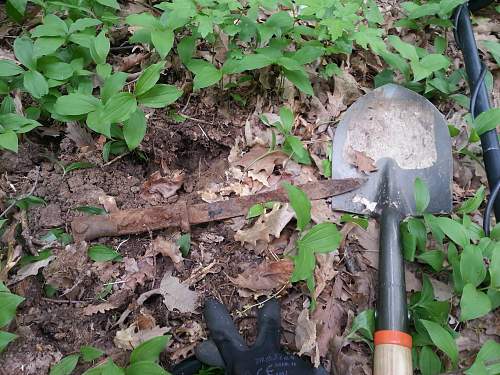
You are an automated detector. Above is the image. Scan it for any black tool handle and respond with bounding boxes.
[373,206,412,375]
[467,0,494,12]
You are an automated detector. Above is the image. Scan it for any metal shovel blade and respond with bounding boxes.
[331,84,452,217]
[330,84,452,375]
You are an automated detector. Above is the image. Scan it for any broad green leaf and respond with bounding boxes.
[6,0,27,22]
[177,36,196,64]
[290,244,315,282]
[82,359,124,375]
[474,108,500,136]
[458,186,485,214]
[18,249,53,268]
[54,94,100,116]
[69,18,102,34]
[283,68,313,96]
[279,107,294,134]
[388,35,418,61]
[102,93,137,124]
[33,37,65,57]
[339,214,369,229]
[423,213,445,246]
[0,60,24,76]
[130,335,170,364]
[408,217,427,254]
[414,177,430,214]
[247,204,264,219]
[23,70,48,99]
[421,54,450,72]
[0,288,24,327]
[14,36,36,70]
[87,108,111,137]
[222,53,274,74]
[298,222,341,254]
[435,217,468,248]
[64,162,94,174]
[75,206,106,215]
[0,331,17,352]
[460,245,486,287]
[283,135,311,165]
[347,309,375,341]
[137,84,182,108]
[123,109,147,150]
[90,32,110,65]
[290,46,323,65]
[96,63,112,80]
[482,40,500,65]
[125,361,168,375]
[448,243,464,293]
[419,346,442,375]
[0,131,19,152]
[101,72,128,104]
[460,284,491,321]
[88,245,122,262]
[15,195,45,210]
[135,62,164,96]
[49,354,80,375]
[189,61,222,90]
[80,346,104,362]
[177,234,191,257]
[31,14,67,37]
[43,62,74,81]
[126,12,162,30]
[490,246,500,289]
[419,319,458,367]
[283,182,311,231]
[416,250,445,272]
[401,221,417,261]
[151,29,174,59]
[96,0,120,9]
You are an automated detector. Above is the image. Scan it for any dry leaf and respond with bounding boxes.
[11,256,55,283]
[114,323,170,350]
[98,194,118,213]
[314,253,339,298]
[352,150,377,173]
[151,236,184,271]
[233,146,288,184]
[229,259,293,293]
[141,170,185,200]
[295,307,320,367]
[137,271,198,313]
[83,302,117,316]
[123,256,155,290]
[117,52,148,72]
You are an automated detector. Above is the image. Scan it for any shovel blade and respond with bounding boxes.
[331,84,452,217]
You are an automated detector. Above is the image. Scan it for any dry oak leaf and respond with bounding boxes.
[114,323,170,350]
[141,170,185,200]
[229,259,293,293]
[233,146,288,177]
[151,236,184,271]
[137,271,199,313]
[295,307,320,367]
[83,302,117,316]
[352,150,377,173]
[123,256,156,290]
[234,203,295,246]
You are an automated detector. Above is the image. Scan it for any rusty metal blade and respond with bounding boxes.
[188,178,364,224]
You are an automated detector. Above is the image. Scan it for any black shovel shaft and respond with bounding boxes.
[377,206,408,332]
[454,4,500,221]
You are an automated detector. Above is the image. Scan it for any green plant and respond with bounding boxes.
[0,282,24,352]
[50,335,171,375]
[87,244,122,262]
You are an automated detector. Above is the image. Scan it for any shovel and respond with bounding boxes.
[330,84,452,374]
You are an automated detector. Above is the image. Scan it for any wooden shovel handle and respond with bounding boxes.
[373,330,413,375]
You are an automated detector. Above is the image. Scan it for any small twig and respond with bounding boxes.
[180,93,193,113]
[0,167,40,219]
[236,283,288,316]
[42,298,87,304]
[103,152,130,167]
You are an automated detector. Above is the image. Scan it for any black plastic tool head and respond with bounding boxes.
[331,84,452,217]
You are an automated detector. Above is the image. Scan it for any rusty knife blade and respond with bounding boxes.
[187,178,364,224]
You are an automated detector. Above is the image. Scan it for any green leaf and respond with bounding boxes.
[14,36,36,70]
[82,359,124,375]
[177,36,196,64]
[416,250,445,272]
[69,18,102,34]
[95,0,120,9]
[191,62,222,90]
[87,108,110,137]
[414,177,430,214]
[422,54,450,71]
[102,93,137,124]
[64,162,94,174]
[290,46,324,65]
[473,108,500,136]
[23,70,48,99]
[290,244,316,282]
[123,109,147,150]
[282,68,313,96]
[0,131,19,152]
[419,346,442,375]
[435,217,468,248]
[490,246,500,289]
[31,14,67,37]
[460,244,487,287]
[49,354,80,375]
[247,204,264,219]
[222,53,274,74]
[88,245,122,262]
[6,0,27,22]
[482,40,500,65]
[283,182,311,231]
[340,214,369,229]
[15,195,46,210]
[419,319,458,367]
[80,346,104,362]
[346,309,375,341]
[137,84,182,108]
[54,94,101,116]
[135,63,164,96]
[279,107,294,134]
[0,331,17,352]
[448,242,464,293]
[298,222,341,254]
[177,234,191,257]
[283,135,311,165]
[388,35,419,61]
[0,288,24,327]
[43,62,74,81]
[96,63,112,80]
[130,335,170,364]
[401,221,417,261]
[460,284,491,321]
[0,60,24,76]
[125,361,168,375]
[151,29,174,59]
[101,72,128,104]
[75,206,107,215]
[458,186,485,214]
[90,32,110,65]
